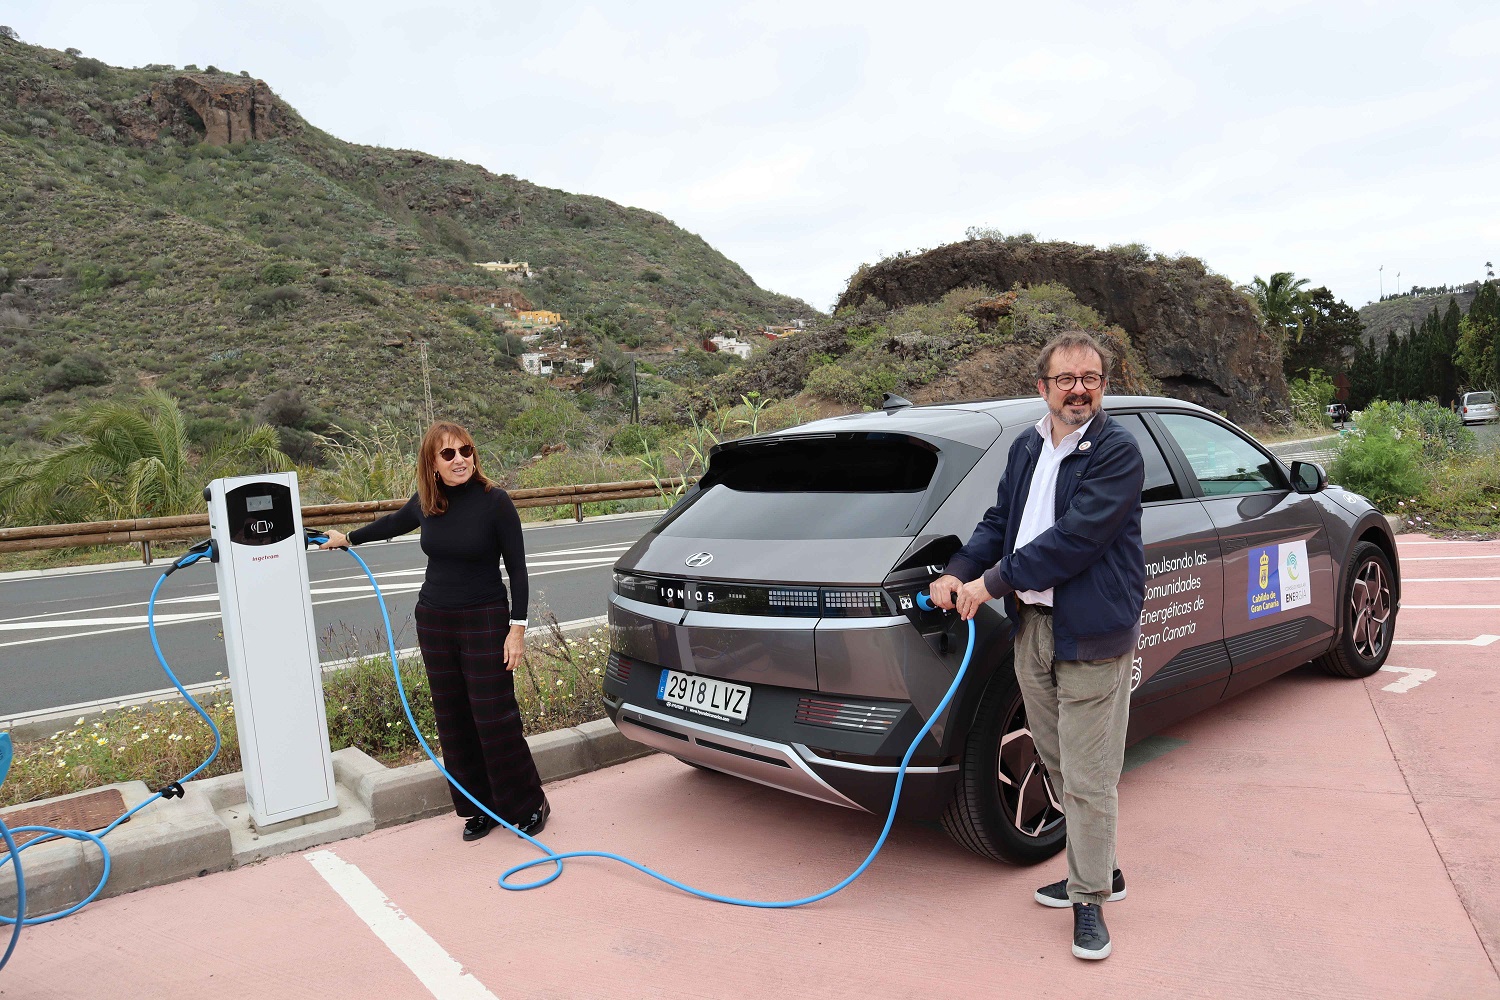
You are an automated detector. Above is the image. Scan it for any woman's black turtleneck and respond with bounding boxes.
[348,478,528,614]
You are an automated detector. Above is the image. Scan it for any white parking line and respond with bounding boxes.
[1380,666,1436,693]
[1392,635,1500,647]
[1403,605,1500,609]
[1403,577,1500,582]
[1401,555,1500,562]
[306,850,497,1000]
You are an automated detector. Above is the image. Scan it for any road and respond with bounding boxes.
[0,513,659,718]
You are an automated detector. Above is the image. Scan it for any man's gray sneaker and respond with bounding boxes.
[1034,868,1126,907]
[1072,902,1111,960]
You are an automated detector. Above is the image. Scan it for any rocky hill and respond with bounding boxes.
[833,238,1286,424]
[1357,285,1480,346]
[0,35,812,452]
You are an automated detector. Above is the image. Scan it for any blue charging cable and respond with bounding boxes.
[0,542,224,964]
[1,732,22,972]
[332,538,973,908]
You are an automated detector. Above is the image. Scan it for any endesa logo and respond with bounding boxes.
[251,553,281,563]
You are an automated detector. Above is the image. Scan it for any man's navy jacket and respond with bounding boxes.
[944,409,1147,661]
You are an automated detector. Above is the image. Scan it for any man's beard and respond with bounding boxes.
[1050,392,1098,427]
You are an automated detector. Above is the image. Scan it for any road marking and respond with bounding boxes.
[0,561,614,643]
[1401,554,1500,562]
[1,616,610,727]
[1403,577,1500,582]
[1380,666,1436,693]
[1403,605,1500,609]
[306,850,497,1000]
[1391,635,1500,646]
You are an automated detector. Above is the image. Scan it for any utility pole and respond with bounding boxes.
[1396,271,1401,298]
[1379,265,1384,300]
[630,357,639,424]
[419,339,435,426]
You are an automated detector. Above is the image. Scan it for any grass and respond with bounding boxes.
[0,36,811,455]
[0,617,611,809]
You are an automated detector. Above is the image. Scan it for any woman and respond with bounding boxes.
[322,421,548,841]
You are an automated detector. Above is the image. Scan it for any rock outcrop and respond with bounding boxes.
[838,240,1287,423]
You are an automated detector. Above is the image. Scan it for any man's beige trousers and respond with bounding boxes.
[1013,603,1133,904]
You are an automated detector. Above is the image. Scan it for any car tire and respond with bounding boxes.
[1314,540,1397,678]
[941,663,1067,864]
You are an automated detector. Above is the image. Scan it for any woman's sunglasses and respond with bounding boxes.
[438,444,475,461]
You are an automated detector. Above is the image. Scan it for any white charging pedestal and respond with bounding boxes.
[205,471,337,830]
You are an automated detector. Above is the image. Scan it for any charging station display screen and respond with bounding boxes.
[224,483,295,546]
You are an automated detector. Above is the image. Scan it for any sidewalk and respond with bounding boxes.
[4,534,1498,998]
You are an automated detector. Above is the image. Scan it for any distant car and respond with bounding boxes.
[1459,391,1497,426]
[604,396,1401,864]
[1326,403,1350,424]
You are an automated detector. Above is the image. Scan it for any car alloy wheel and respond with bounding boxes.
[996,694,1065,839]
[942,662,1068,864]
[1350,557,1392,660]
[1315,540,1398,679]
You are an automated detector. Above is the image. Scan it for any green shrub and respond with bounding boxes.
[41,352,111,392]
[247,286,303,318]
[1411,453,1500,533]
[259,261,303,286]
[1329,426,1428,509]
[607,422,667,455]
[805,363,866,405]
[1288,369,1336,427]
[1357,399,1473,461]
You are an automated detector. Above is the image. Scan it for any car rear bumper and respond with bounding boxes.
[602,660,961,816]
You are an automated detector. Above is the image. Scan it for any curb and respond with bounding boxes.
[0,718,653,916]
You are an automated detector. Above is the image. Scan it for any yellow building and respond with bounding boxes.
[516,310,563,327]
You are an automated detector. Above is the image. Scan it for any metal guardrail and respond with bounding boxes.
[0,477,693,561]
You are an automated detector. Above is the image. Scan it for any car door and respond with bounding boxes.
[1151,411,1337,698]
[1110,411,1231,743]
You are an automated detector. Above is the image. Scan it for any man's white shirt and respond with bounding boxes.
[1011,412,1095,607]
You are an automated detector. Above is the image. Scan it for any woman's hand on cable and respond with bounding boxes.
[319,529,350,549]
[503,624,526,672]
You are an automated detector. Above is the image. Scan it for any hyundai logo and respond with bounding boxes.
[684,552,714,568]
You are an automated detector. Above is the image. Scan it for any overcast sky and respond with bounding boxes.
[7,1,1498,313]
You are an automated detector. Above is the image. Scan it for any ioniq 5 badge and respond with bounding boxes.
[684,552,713,568]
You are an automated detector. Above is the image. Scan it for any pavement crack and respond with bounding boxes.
[1363,675,1500,983]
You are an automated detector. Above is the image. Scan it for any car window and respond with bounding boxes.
[1156,412,1285,496]
[1110,413,1183,502]
[1466,392,1495,405]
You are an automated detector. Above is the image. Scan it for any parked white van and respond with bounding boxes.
[1460,391,1498,426]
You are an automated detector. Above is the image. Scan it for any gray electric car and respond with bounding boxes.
[603,395,1399,864]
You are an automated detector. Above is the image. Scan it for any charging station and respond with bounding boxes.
[205,472,337,829]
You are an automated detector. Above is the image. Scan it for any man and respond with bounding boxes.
[931,331,1145,961]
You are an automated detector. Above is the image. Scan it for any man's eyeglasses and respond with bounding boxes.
[438,444,475,461]
[1043,373,1104,392]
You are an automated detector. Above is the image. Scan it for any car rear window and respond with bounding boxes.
[1466,392,1495,405]
[657,435,948,539]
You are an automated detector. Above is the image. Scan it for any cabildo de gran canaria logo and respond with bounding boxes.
[1249,540,1312,619]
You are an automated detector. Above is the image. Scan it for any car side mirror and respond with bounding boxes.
[1290,460,1327,494]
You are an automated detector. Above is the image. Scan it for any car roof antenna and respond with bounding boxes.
[881,393,913,412]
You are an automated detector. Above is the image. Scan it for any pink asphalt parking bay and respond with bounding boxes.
[5,533,1499,998]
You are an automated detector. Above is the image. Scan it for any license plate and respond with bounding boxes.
[657,669,752,723]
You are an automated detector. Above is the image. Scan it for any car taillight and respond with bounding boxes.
[605,650,633,685]
[794,696,903,732]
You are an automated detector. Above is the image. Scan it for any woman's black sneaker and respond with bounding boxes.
[1072,903,1112,960]
[462,814,497,842]
[1034,868,1126,907]
[515,797,550,837]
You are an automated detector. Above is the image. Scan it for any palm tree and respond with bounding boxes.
[1241,272,1311,343]
[0,389,292,525]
